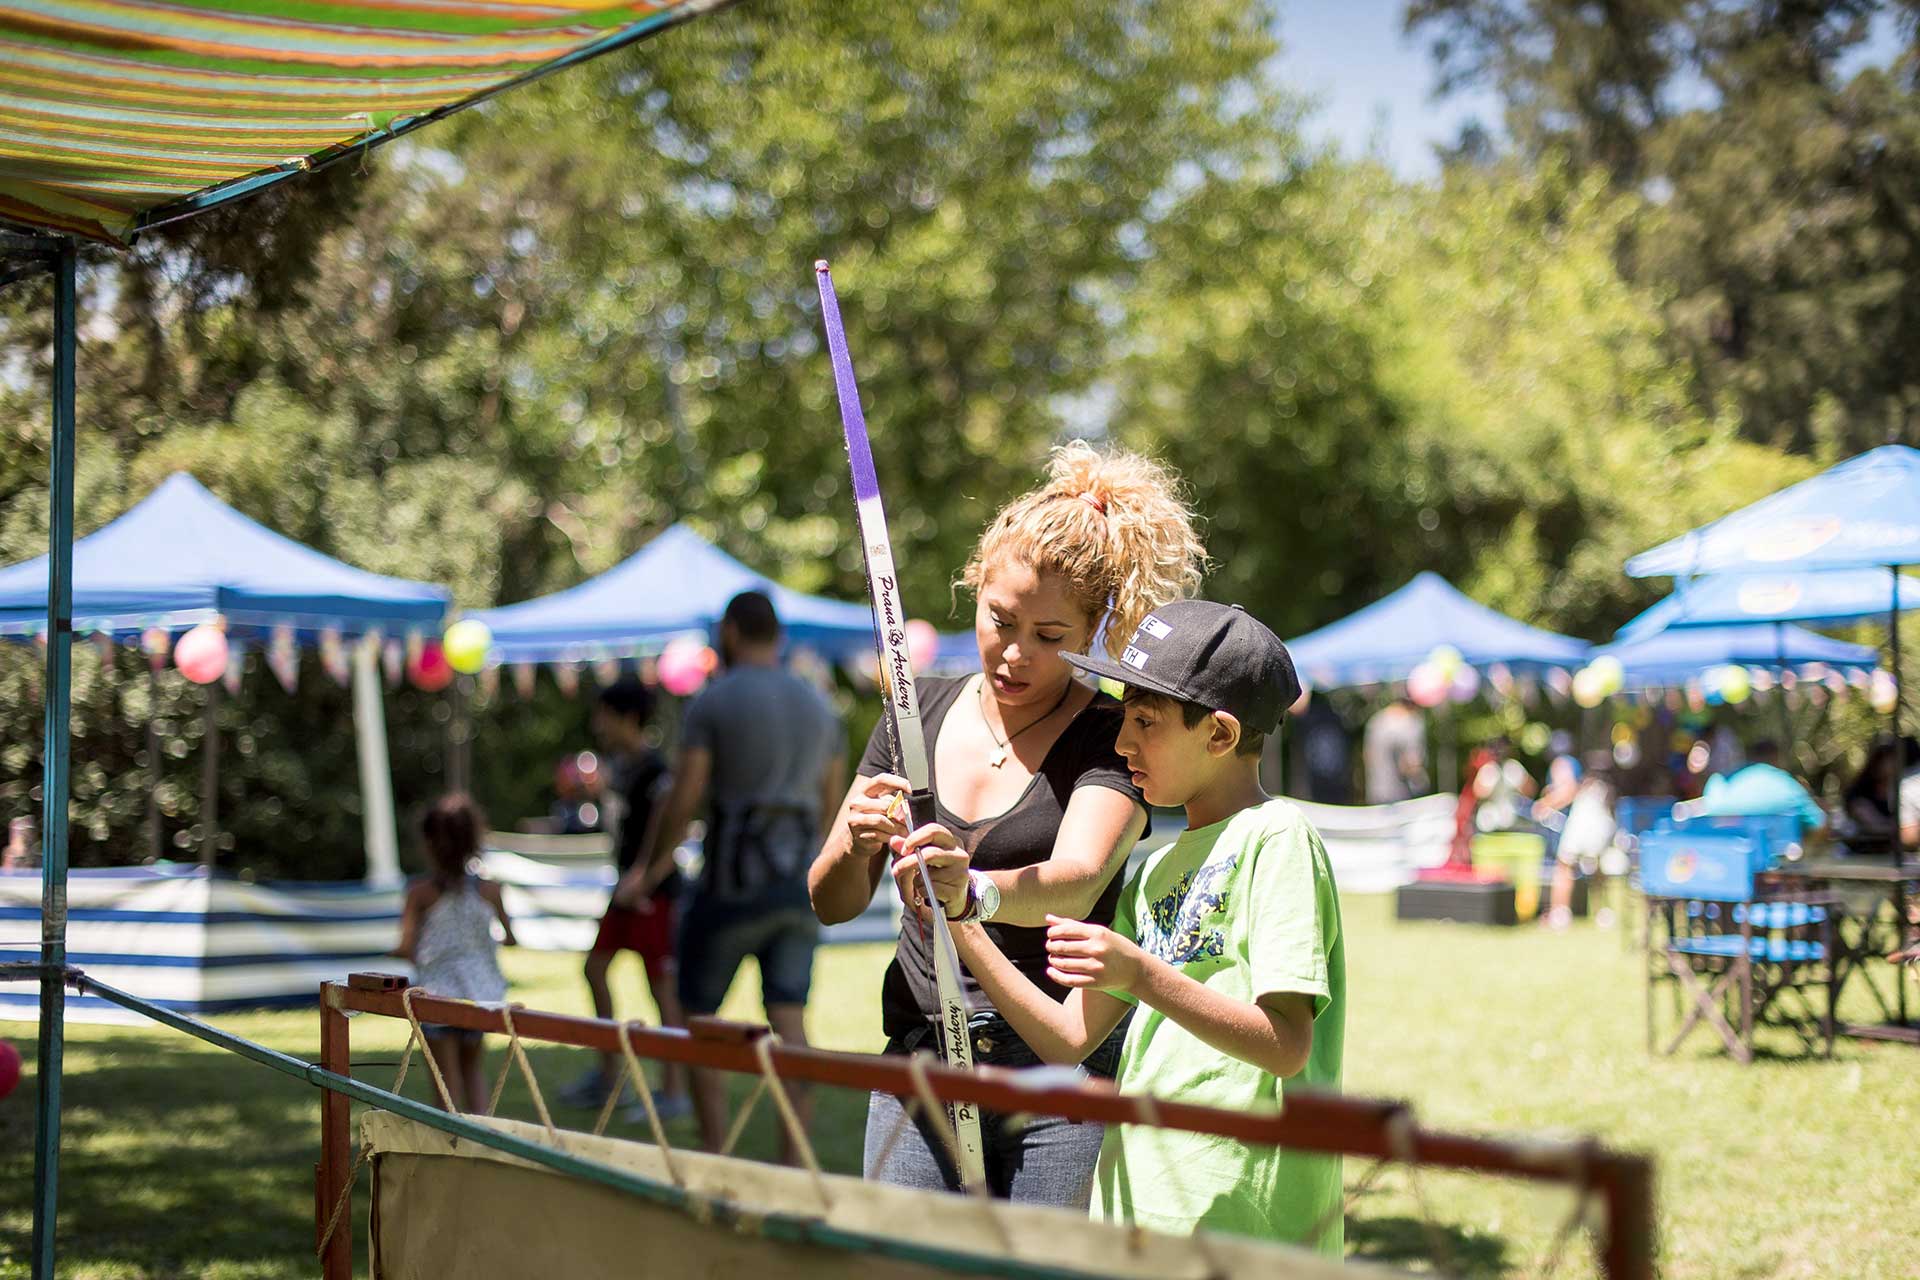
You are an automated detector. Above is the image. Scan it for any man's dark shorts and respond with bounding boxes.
[677,888,818,1014]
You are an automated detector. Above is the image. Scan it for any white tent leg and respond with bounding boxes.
[353,642,402,886]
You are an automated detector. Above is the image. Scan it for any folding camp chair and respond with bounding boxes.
[1667,810,1804,863]
[1642,830,1837,1063]
[1614,797,1677,950]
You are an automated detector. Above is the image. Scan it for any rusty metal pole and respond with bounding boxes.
[1598,1155,1657,1280]
[318,984,353,1280]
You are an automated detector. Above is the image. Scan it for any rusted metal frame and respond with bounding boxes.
[325,975,1657,1280]
[318,985,352,1280]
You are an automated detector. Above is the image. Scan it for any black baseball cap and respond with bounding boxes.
[1066,600,1301,735]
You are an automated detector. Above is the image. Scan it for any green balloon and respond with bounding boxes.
[443,619,493,675]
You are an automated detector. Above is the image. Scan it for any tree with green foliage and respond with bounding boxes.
[0,0,1293,872]
[1408,0,1920,453]
[1116,154,1807,640]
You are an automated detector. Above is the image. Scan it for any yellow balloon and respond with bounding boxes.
[443,619,493,675]
[1869,672,1898,714]
[1716,665,1751,705]
[1588,655,1625,696]
[1572,667,1606,709]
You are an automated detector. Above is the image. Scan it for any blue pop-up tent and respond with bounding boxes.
[0,472,449,641]
[1616,568,1920,642]
[1626,446,1920,578]
[1626,445,1920,776]
[473,522,877,664]
[0,472,448,880]
[1594,621,1879,689]
[1285,572,1590,689]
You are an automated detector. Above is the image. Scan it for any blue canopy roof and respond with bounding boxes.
[0,472,448,641]
[1616,568,1920,641]
[1595,621,1879,689]
[472,523,877,664]
[1626,445,1920,577]
[927,630,983,677]
[1285,572,1590,689]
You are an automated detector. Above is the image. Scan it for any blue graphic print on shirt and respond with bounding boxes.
[1139,850,1240,965]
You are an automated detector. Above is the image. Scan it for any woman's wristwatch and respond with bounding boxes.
[948,870,1001,924]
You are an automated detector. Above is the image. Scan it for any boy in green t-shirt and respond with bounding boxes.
[902,600,1345,1254]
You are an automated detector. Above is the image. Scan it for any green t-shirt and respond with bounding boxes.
[1092,798,1346,1255]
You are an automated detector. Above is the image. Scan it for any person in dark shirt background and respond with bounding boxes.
[1295,696,1352,804]
[559,679,691,1118]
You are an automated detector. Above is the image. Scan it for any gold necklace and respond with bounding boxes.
[978,676,1075,769]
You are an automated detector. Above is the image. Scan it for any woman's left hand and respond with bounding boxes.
[1043,914,1144,993]
[890,823,972,918]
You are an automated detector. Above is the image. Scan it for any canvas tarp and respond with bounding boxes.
[0,0,724,245]
[363,1112,1393,1280]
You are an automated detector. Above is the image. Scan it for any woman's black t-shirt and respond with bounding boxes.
[857,675,1148,1039]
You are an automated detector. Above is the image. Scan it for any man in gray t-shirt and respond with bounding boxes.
[680,659,843,901]
[617,589,844,1155]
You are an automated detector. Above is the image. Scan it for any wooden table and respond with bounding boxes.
[1772,860,1920,1044]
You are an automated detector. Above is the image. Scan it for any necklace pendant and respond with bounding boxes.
[989,748,1008,769]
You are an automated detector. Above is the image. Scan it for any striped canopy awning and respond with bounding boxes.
[0,0,723,246]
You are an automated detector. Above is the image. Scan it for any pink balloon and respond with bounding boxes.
[173,624,228,685]
[659,638,710,697]
[906,620,940,674]
[408,641,454,693]
[1449,665,1480,703]
[1408,663,1448,708]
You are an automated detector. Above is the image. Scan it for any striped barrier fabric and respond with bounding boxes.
[1131,796,1456,894]
[1,846,900,1023]
[1286,794,1459,894]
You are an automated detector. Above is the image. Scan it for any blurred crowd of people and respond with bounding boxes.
[1292,694,1917,850]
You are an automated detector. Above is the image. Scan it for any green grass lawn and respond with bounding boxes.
[1,892,1916,1279]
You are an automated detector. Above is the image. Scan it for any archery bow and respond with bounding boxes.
[815,259,987,1192]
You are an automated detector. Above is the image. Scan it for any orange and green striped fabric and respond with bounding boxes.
[0,0,723,245]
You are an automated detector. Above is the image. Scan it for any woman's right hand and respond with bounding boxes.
[844,771,912,861]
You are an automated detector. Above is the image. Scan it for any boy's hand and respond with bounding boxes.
[846,772,912,861]
[1043,915,1144,994]
[611,871,653,912]
[889,823,971,918]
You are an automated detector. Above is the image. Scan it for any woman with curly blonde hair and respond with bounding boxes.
[811,440,1205,1204]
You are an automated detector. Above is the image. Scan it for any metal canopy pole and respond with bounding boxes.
[32,239,77,1280]
[352,641,402,886]
[1775,622,1792,752]
[200,681,220,867]
[1893,567,1906,857]
[146,664,163,859]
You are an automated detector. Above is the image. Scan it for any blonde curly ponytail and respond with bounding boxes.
[962,441,1207,660]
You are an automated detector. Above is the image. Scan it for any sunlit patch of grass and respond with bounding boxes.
[2,898,1917,1278]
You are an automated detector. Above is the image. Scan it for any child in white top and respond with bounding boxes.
[396,794,515,1111]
